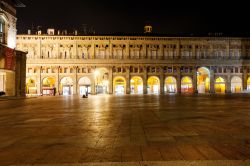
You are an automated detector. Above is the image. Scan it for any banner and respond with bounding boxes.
[4,47,15,70]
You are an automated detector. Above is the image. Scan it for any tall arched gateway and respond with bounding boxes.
[231,76,242,93]
[79,77,91,95]
[113,76,126,94]
[26,78,37,95]
[42,77,56,95]
[197,67,210,93]
[147,76,160,94]
[165,76,177,93]
[181,76,193,93]
[215,77,226,93]
[130,76,143,94]
[60,77,73,95]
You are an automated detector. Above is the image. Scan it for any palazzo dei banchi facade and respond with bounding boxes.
[16,27,250,96]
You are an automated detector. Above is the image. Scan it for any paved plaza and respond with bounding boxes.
[1,94,250,166]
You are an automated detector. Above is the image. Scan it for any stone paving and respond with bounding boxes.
[1,94,250,166]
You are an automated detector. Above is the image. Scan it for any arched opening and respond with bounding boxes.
[113,76,126,94]
[0,16,6,43]
[42,77,56,96]
[94,68,109,94]
[181,76,193,93]
[147,76,160,94]
[165,76,177,93]
[130,76,143,94]
[0,72,4,93]
[197,67,210,93]
[79,77,91,95]
[0,70,15,96]
[231,76,242,93]
[60,77,73,95]
[26,78,37,95]
[215,77,226,93]
[247,78,250,90]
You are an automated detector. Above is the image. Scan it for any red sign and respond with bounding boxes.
[4,47,15,70]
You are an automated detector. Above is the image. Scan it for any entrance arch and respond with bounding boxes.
[147,76,160,94]
[231,76,242,93]
[197,67,210,93]
[165,76,177,93]
[42,77,56,95]
[26,78,37,95]
[130,76,143,94]
[215,77,226,93]
[247,77,250,90]
[0,70,15,96]
[94,68,109,94]
[79,77,91,95]
[60,77,73,95]
[113,76,126,94]
[181,76,193,93]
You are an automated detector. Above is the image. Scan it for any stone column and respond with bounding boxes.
[56,66,60,95]
[243,67,248,90]
[91,74,96,95]
[226,67,231,93]
[209,67,215,93]
[125,44,129,59]
[109,43,113,59]
[160,67,164,94]
[192,67,198,93]
[142,44,147,59]
[177,67,181,93]
[91,43,95,59]
[73,67,78,95]
[143,66,148,94]
[15,55,21,96]
[38,39,41,58]
[108,67,113,94]
[159,45,164,60]
[37,66,42,95]
[192,45,196,59]
[75,42,78,59]
[20,52,27,97]
[126,67,130,94]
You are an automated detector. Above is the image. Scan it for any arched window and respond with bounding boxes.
[0,17,5,43]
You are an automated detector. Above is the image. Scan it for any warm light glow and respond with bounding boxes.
[131,76,143,94]
[165,76,177,93]
[197,67,210,93]
[181,76,193,93]
[113,77,126,94]
[147,76,160,94]
[94,70,100,76]
[215,77,225,93]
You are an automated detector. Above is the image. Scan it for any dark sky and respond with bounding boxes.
[16,0,250,35]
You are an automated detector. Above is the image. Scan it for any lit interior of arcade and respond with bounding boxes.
[130,76,143,94]
[215,77,226,93]
[147,76,160,94]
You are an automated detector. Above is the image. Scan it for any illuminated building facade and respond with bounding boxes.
[0,0,26,96]
[16,27,250,96]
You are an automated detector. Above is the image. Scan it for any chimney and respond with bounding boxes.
[28,29,31,35]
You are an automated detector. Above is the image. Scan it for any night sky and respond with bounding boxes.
[16,0,250,36]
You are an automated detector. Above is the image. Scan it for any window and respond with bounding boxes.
[235,67,238,73]
[0,17,5,43]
